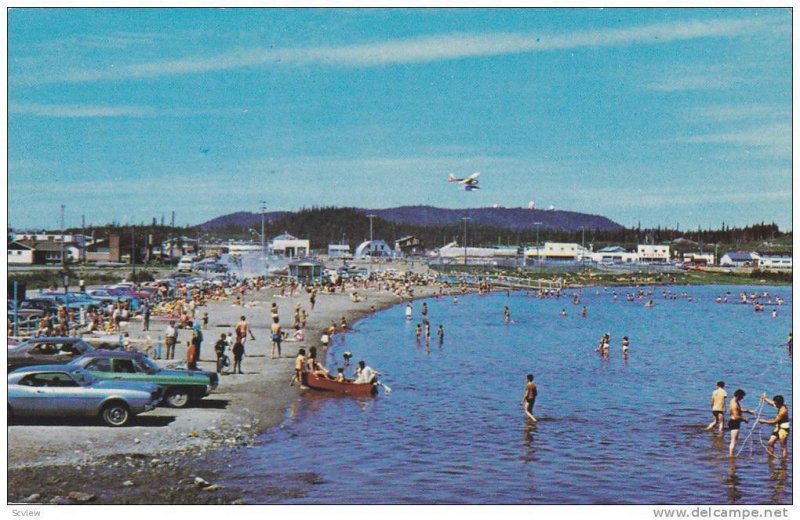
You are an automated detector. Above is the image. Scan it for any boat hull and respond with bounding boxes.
[303,372,377,396]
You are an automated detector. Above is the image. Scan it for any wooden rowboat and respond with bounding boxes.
[303,372,377,397]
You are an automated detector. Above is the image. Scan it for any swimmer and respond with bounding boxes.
[581,305,587,318]
[622,336,629,357]
[416,323,422,341]
[559,308,567,317]
[772,309,778,318]
[437,324,444,343]
[757,394,790,459]
[704,381,727,433]
[453,296,459,305]
[520,374,538,422]
[728,389,755,457]
[405,303,412,320]
[504,306,511,323]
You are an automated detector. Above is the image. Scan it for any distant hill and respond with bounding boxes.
[199,206,622,232]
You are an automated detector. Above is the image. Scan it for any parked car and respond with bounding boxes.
[7,300,46,320]
[70,350,219,408]
[8,365,161,426]
[8,337,95,372]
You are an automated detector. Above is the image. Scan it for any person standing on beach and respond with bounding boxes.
[142,302,150,331]
[520,374,538,422]
[232,339,244,374]
[310,290,317,311]
[236,316,255,346]
[704,381,727,433]
[728,389,755,457]
[271,317,282,359]
[164,320,178,360]
[214,333,228,374]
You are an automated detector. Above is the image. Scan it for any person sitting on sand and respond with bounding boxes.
[757,394,790,460]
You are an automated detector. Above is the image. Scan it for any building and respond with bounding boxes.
[637,244,671,263]
[7,241,36,265]
[758,253,792,271]
[86,235,121,263]
[327,244,352,259]
[590,246,639,264]
[270,233,310,258]
[288,259,324,284]
[354,240,394,259]
[524,242,591,262]
[720,251,758,267]
[395,236,425,257]
[17,240,65,264]
[682,253,715,265]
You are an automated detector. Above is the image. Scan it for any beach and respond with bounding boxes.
[7,267,442,504]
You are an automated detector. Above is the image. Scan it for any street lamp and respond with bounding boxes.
[462,216,471,267]
[366,214,376,275]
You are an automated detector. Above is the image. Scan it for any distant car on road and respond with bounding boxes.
[70,350,219,408]
[8,337,96,372]
[8,365,161,426]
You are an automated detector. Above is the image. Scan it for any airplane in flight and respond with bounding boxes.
[447,172,480,191]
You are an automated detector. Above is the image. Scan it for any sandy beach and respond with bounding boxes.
[7,265,443,503]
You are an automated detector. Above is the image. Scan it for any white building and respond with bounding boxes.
[682,252,715,265]
[355,240,394,259]
[271,233,310,258]
[637,244,671,263]
[758,254,792,271]
[435,242,519,260]
[590,246,639,264]
[720,251,758,267]
[327,244,352,258]
[7,241,35,265]
[524,242,591,262]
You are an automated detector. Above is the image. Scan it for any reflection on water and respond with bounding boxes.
[217,285,791,504]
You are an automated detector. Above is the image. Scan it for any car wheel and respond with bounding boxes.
[165,388,191,408]
[101,401,130,427]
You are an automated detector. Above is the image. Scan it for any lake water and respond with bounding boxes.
[217,285,792,504]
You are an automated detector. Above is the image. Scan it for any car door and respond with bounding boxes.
[83,357,113,380]
[14,372,84,416]
[110,358,138,382]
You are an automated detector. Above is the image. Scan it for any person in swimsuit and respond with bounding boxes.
[705,381,727,433]
[520,374,538,422]
[728,389,755,457]
[758,394,790,460]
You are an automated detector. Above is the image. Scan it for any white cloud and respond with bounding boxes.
[17,15,778,84]
[678,123,790,154]
[9,102,155,118]
[690,104,788,122]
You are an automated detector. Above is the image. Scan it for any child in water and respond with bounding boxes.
[416,324,422,341]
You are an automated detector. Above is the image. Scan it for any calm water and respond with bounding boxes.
[217,285,792,504]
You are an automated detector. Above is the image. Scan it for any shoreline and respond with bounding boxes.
[7,280,444,504]
[7,278,788,504]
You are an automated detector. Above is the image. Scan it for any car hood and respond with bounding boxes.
[92,379,160,393]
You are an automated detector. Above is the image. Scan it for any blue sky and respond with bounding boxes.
[7,8,792,230]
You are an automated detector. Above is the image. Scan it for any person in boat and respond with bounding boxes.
[307,346,333,379]
[335,366,351,383]
[757,394,790,460]
[520,374,538,422]
[728,389,755,457]
[353,360,378,384]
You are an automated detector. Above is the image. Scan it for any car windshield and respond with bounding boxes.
[138,356,161,374]
[68,367,95,386]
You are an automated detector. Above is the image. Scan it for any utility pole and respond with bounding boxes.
[170,211,175,263]
[131,225,136,281]
[60,204,65,267]
[462,216,471,267]
[260,201,267,275]
[81,213,86,264]
[367,214,376,275]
